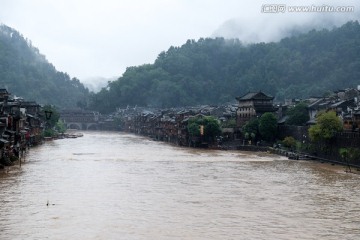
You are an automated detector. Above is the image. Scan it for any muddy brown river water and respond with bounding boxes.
[0,131,359,240]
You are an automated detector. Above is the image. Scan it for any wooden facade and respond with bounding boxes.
[236,91,276,127]
[118,106,236,147]
[0,89,42,167]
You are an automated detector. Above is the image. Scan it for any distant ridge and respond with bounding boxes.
[0,24,89,108]
[89,21,360,113]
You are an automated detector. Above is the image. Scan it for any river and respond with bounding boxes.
[0,131,359,240]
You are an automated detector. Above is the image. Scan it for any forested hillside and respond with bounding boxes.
[90,21,360,113]
[0,24,89,108]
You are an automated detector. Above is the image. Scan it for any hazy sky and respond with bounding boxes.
[0,0,359,83]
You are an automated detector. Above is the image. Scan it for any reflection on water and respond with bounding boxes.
[0,131,359,240]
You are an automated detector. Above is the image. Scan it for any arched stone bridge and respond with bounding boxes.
[60,109,100,130]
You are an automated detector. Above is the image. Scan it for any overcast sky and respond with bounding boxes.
[0,0,359,84]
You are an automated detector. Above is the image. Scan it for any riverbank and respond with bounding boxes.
[0,90,44,170]
[44,132,84,141]
[0,129,85,170]
[268,146,360,174]
[133,132,360,174]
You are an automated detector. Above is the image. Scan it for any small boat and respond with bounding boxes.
[64,132,84,138]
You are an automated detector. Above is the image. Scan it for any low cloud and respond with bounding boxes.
[212,1,360,43]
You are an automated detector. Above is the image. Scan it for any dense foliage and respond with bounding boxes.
[285,102,310,126]
[339,147,360,165]
[41,105,60,137]
[40,105,59,126]
[187,115,222,143]
[282,136,297,150]
[308,111,343,142]
[89,21,360,113]
[258,112,278,142]
[0,24,89,108]
[242,118,259,141]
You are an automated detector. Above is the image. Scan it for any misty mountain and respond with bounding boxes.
[89,21,360,113]
[212,9,359,43]
[0,24,89,108]
[83,76,116,93]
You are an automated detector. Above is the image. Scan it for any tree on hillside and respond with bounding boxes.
[0,25,90,108]
[259,112,278,142]
[308,110,343,142]
[88,20,360,110]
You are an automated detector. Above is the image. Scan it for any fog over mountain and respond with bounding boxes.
[213,6,360,43]
[87,20,360,113]
[0,24,89,108]
[1,0,359,83]
[83,76,117,93]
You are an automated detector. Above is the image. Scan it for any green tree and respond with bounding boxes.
[242,118,259,139]
[282,136,296,150]
[187,122,201,136]
[88,21,360,109]
[308,110,343,142]
[55,119,67,134]
[285,102,309,125]
[221,118,237,128]
[339,147,360,165]
[0,25,90,109]
[259,112,278,142]
[41,105,60,128]
[187,115,221,143]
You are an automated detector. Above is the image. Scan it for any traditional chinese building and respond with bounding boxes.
[235,91,276,127]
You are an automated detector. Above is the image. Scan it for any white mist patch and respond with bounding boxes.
[212,1,360,43]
